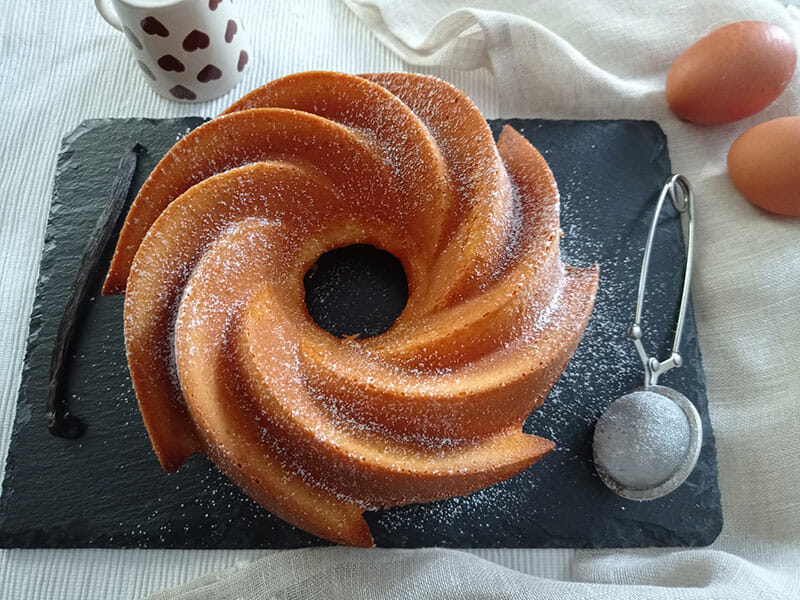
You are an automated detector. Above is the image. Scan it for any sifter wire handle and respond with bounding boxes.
[627,174,695,386]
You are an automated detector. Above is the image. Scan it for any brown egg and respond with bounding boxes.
[727,116,800,217]
[666,21,796,125]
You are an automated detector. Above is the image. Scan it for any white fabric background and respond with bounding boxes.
[1,1,798,598]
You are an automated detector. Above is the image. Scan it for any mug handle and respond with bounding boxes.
[94,0,123,31]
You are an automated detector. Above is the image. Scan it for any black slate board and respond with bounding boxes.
[0,117,722,549]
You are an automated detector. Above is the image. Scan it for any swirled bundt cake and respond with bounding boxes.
[105,71,599,547]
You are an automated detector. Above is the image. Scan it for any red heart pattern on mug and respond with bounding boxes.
[158,54,185,72]
[183,30,210,52]
[113,0,248,102]
[141,16,169,37]
[169,85,197,100]
[225,20,237,43]
[197,64,223,82]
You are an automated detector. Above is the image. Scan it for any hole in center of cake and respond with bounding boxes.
[304,244,408,339]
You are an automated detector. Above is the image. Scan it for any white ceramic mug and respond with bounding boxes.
[94,0,251,103]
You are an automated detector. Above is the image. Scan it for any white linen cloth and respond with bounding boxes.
[1,1,798,598]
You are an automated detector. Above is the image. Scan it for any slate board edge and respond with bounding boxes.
[0,117,723,549]
[502,117,723,548]
[0,118,211,540]
[0,122,100,499]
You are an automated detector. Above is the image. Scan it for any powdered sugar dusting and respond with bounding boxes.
[122,72,599,544]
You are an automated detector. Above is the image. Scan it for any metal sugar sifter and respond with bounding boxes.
[593,174,703,501]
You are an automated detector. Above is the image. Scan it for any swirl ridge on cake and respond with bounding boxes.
[107,71,599,546]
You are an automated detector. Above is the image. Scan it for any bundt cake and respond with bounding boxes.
[105,71,599,547]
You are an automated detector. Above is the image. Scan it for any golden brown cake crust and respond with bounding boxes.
[116,71,598,546]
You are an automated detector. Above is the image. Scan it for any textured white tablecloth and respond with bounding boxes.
[1,1,799,598]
